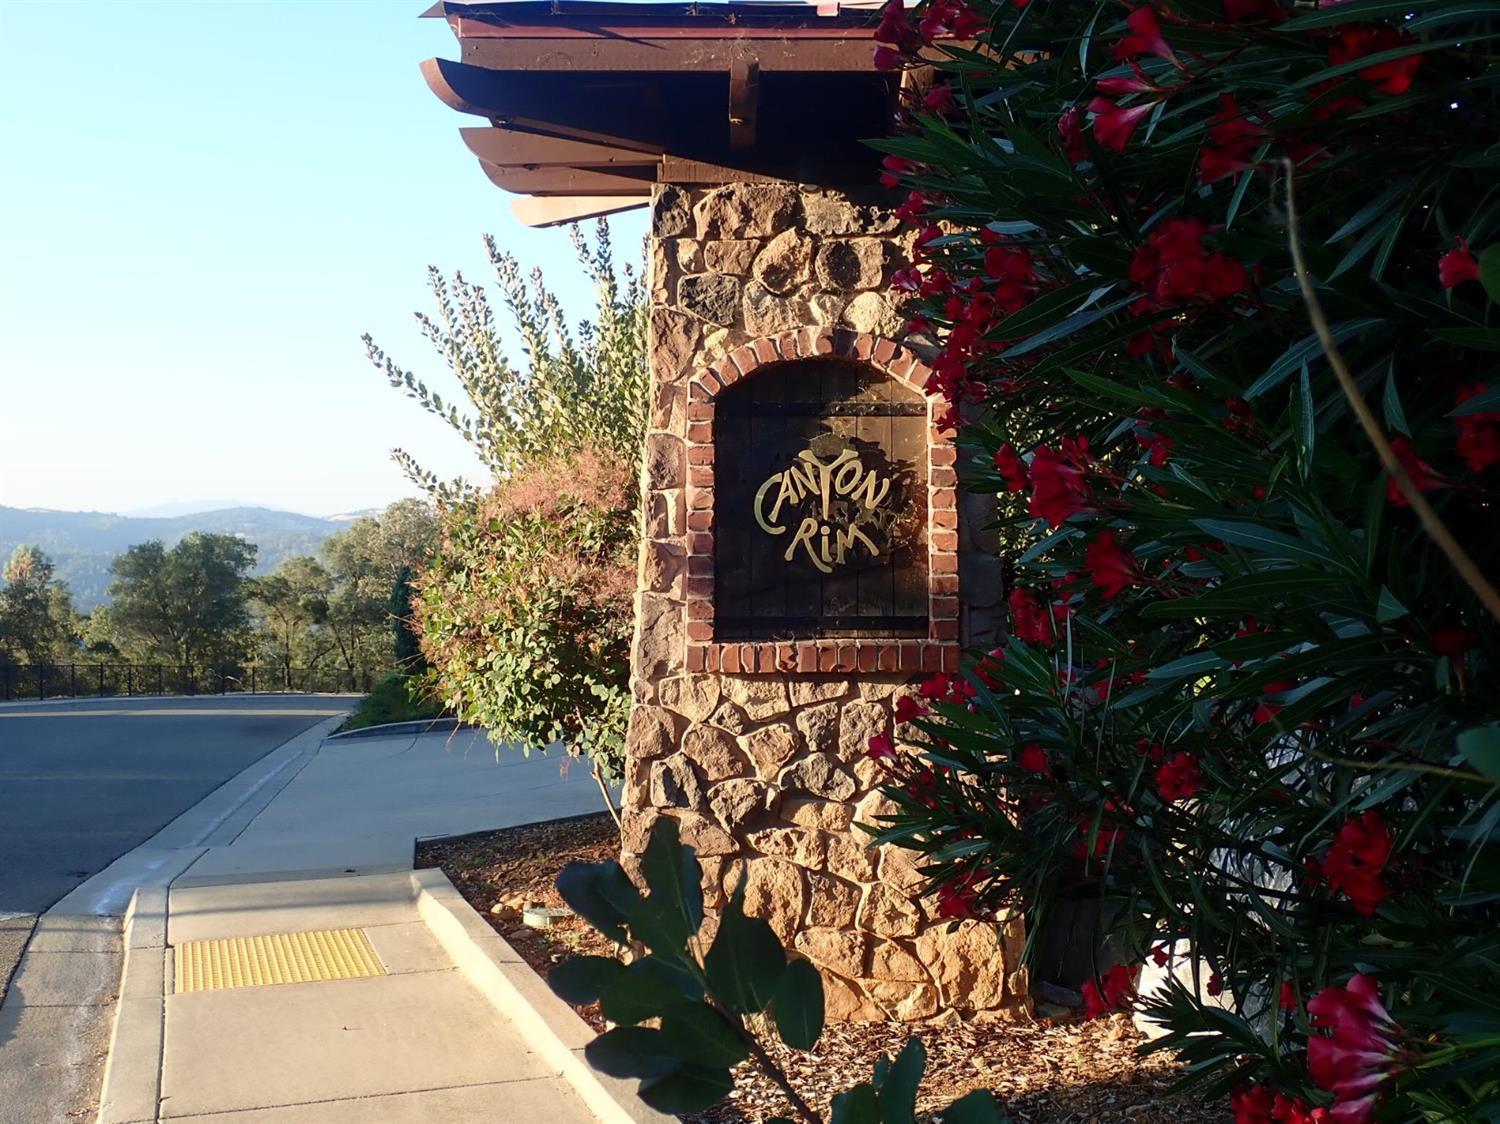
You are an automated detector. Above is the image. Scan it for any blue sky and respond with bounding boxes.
[0,0,647,517]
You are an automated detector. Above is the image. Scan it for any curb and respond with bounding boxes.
[96,886,168,1124]
[410,868,673,1124]
[326,716,473,741]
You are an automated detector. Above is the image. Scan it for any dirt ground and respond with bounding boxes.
[417,814,1225,1123]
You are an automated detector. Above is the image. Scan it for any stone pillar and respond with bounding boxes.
[622,182,1029,1022]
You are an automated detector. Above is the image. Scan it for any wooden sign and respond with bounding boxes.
[715,358,928,640]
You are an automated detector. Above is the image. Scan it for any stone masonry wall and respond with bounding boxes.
[621,182,1029,1022]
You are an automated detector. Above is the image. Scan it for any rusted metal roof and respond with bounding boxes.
[421,0,900,225]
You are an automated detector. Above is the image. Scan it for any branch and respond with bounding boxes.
[1281,160,1500,625]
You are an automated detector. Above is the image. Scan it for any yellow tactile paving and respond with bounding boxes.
[174,928,386,993]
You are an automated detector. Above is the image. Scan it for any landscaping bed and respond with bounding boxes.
[417,815,1223,1123]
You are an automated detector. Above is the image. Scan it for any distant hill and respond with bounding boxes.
[0,505,350,611]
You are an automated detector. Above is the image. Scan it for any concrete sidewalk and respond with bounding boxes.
[28,723,620,1123]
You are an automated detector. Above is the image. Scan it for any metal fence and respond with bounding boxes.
[0,663,372,701]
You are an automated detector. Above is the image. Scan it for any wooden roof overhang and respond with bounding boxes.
[420,1,902,226]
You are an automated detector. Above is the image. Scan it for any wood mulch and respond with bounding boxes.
[417,814,1225,1124]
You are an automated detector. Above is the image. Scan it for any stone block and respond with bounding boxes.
[794,928,867,979]
[619,808,660,853]
[838,701,887,762]
[809,291,848,325]
[870,939,931,982]
[705,239,761,275]
[642,539,685,595]
[693,183,798,240]
[650,307,701,382]
[708,777,774,832]
[864,979,940,1021]
[914,920,1010,1009]
[800,192,863,236]
[789,680,851,706]
[823,972,883,1021]
[677,811,739,856]
[751,229,814,295]
[679,272,740,326]
[879,846,928,893]
[815,239,884,291]
[723,678,791,720]
[659,676,721,724]
[742,281,808,336]
[633,594,683,683]
[779,796,854,833]
[824,832,878,882]
[779,753,857,802]
[747,826,825,866]
[742,858,806,942]
[709,700,751,735]
[652,186,691,237]
[625,704,678,762]
[744,724,800,779]
[682,725,749,782]
[857,883,923,938]
[650,754,703,811]
[644,432,684,490]
[841,290,904,336]
[795,702,840,755]
[805,872,861,929]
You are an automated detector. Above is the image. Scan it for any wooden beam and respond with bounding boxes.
[477,161,657,195]
[658,156,785,185]
[461,126,660,168]
[510,195,649,228]
[728,59,759,151]
[458,35,879,73]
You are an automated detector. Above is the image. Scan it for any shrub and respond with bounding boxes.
[341,669,443,732]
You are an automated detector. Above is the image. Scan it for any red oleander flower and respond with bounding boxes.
[1058,105,1087,163]
[994,443,1030,492]
[866,733,896,761]
[1330,25,1422,96]
[1009,587,1055,647]
[1321,811,1393,916]
[1084,530,1141,599]
[975,646,1006,687]
[917,0,985,42]
[1281,981,1298,1011]
[1082,964,1138,1018]
[1207,972,1224,997]
[1307,974,1404,1122]
[1439,237,1481,289]
[1151,944,1170,967]
[879,154,921,189]
[1230,1084,1328,1124]
[1385,436,1444,506]
[1088,96,1155,152]
[1136,426,1174,466]
[1113,6,1173,60]
[1198,95,1265,184]
[1456,384,1500,472]
[1430,625,1473,661]
[894,695,928,724]
[936,870,981,919]
[1253,679,1294,725]
[873,45,906,70]
[923,82,955,113]
[1222,0,1287,21]
[919,673,953,701]
[1029,443,1093,525]
[1129,218,1250,306]
[1019,743,1050,776]
[1155,751,1202,800]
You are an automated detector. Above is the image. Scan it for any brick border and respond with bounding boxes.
[682,326,959,676]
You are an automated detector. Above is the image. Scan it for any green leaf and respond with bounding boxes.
[941,1089,1011,1124]
[584,1026,681,1079]
[556,859,642,945]
[548,955,625,1006]
[1382,362,1409,437]
[1480,244,1500,305]
[1246,319,1384,399]
[638,1065,735,1113]
[831,1083,881,1124]
[1451,384,1500,416]
[1375,586,1408,623]
[772,958,825,1050]
[1292,362,1315,477]
[636,816,704,954]
[1430,327,1500,352]
[658,1004,750,1069]
[1457,727,1500,781]
[600,957,693,1025]
[878,1038,927,1124]
[703,883,786,1014]
[1193,519,1340,571]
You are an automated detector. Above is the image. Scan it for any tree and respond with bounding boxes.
[249,555,332,687]
[0,545,80,665]
[101,533,257,667]
[390,565,423,674]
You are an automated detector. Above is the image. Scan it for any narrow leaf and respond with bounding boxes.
[772,958,826,1050]
[1457,727,1500,781]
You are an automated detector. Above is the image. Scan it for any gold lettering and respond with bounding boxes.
[756,442,900,571]
[784,517,831,573]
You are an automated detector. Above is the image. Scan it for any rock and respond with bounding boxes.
[880,847,929,895]
[824,832,878,882]
[856,679,906,701]
[838,701,887,762]
[794,929,867,978]
[633,595,683,684]
[650,307,700,382]
[649,755,703,811]
[816,239,884,291]
[822,972,883,1021]
[854,788,900,827]
[676,811,738,856]
[490,902,522,922]
[864,979,940,1021]
[806,873,861,928]
[780,796,854,832]
[679,272,740,327]
[801,192,863,236]
[841,290,904,336]
[623,755,651,808]
[649,239,672,305]
[652,186,691,237]
[743,725,800,779]
[693,183,798,240]
[742,858,805,941]
[723,678,790,721]
[705,239,761,275]
[752,229,814,295]
[914,920,1010,1009]
[674,239,702,271]
[809,292,847,325]
[779,753,857,801]
[742,281,808,336]
[747,826,824,866]
[789,680,851,706]
[700,855,734,908]
[709,777,773,832]
[681,725,748,782]
[619,808,660,852]
[659,676,721,724]
[857,883,923,938]
[643,432,684,490]
[642,539,685,595]
[709,700,751,735]
[795,702,840,755]
[625,705,677,762]
[870,939,930,982]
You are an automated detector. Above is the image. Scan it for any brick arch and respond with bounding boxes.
[681,327,960,677]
